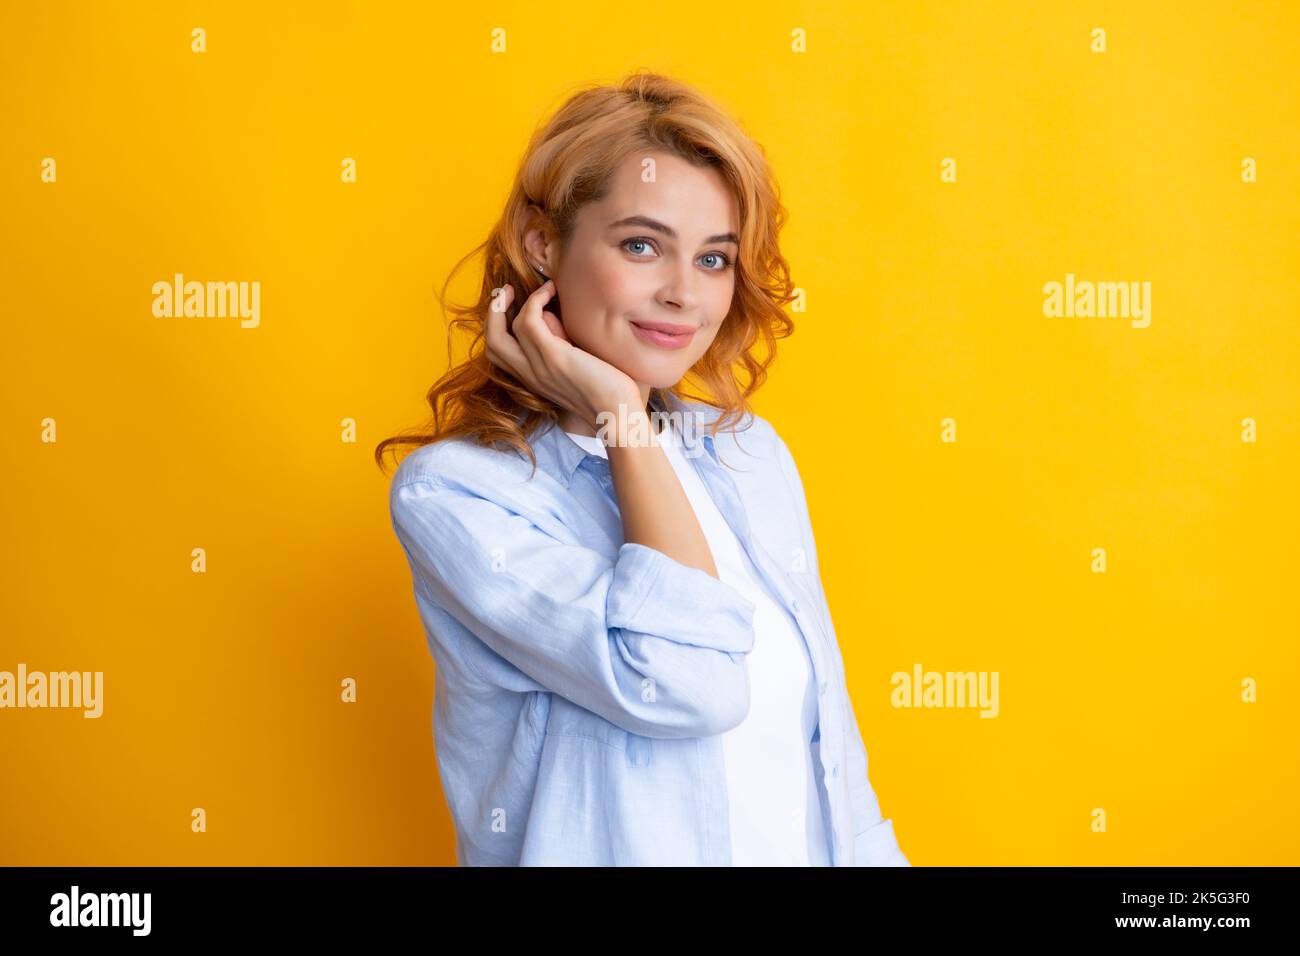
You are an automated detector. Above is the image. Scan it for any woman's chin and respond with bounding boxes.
[617,360,688,391]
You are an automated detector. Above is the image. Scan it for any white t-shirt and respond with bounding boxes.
[564,418,831,866]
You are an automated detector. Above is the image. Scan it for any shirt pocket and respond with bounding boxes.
[751,497,811,578]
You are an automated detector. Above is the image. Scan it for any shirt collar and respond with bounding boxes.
[528,390,723,487]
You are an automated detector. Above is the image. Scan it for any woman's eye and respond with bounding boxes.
[622,238,732,271]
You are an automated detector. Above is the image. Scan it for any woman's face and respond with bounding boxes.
[530,150,740,390]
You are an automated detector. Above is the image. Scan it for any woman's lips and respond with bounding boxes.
[630,320,696,350]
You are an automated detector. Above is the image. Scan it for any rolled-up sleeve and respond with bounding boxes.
[390,477,758,739]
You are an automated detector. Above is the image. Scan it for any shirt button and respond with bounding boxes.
[832,765,838,778]
[791,599,801,614]
[818,680,828,695]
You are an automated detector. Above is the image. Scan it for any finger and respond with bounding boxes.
[537,306,571,344]
[484,285,531,380]
[519,281,573,361]
[511,278,556,341]
[512,279,561,374]
[489,282,514,316]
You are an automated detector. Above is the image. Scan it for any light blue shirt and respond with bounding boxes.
[387,389,911,866]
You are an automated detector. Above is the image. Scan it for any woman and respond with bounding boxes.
[377,71,910,867]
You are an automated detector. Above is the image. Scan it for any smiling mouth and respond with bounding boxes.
[630,321,696,350]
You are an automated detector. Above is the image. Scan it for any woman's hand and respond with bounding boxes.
[485,281,642,429]
[487,282,717,580]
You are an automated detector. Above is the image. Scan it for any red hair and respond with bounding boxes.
[375,70,795,477]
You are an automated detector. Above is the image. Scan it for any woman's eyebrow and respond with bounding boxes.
[607,215,739,246]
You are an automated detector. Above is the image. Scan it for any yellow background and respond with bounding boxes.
[2,0,1296,865]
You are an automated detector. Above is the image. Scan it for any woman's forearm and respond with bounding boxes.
[605,405,719,579]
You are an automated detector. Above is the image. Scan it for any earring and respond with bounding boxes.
[533,263,548,277]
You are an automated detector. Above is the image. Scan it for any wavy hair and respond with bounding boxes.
[374,69,796,478]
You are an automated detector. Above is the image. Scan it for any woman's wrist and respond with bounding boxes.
[596,398,658,448]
